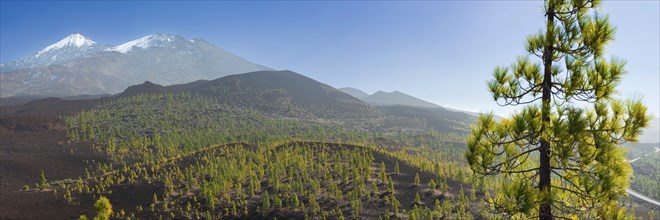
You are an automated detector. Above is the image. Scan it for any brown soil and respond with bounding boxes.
[0,98,104,220]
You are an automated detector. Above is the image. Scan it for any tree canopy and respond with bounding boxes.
[465,0,652,219]
[93,196,113,220]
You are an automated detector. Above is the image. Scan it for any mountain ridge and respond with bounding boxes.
[37,33,97,56]
[339,87,441,108]
[1,33,109,73]
[120,70,381,119]
[339,87,369,99]
[363,90,441,108]
[0,33,271,97]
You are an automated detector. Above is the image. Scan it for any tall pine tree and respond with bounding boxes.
[465,0,651,219]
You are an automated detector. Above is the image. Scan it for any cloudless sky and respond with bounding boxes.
[1,1,658,118]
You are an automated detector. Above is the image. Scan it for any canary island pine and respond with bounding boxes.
[465,0,652,219]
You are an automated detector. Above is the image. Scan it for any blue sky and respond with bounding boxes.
[1,1,658,118]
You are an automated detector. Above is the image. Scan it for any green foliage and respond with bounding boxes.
[466,0,652,219]
[262,191,271,214]
[394,161,400,174]
[387,176,395,194]
[38,169,47,190]
[379,161,387,183]
[308,193,320,214]
[428,179,436,191]
[290,192,300,210]
[390,194,400,216]
[649,209,656,220]
[630,153,660,201]
[338,208,345,220]
[56,91,497,219]
[152,193,158,204]
[93,196,112,220]
[64,189,72,203]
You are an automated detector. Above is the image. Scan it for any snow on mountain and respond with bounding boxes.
[1,33,272,97]
[106,34,180,53]
[36,33,97,57]
[1,33,108,73]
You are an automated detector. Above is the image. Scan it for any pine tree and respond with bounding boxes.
[308,193,320,214]
[93,196,113,220]
[394,161,400,174]
[208,196,215,211]
[291,192,300,210]
[38,169,47,189]
[387,176,395,194]
[64,189,72,203]
[649,209,656,220]
[465,0,651,219]
[414,173,420,186]
[408,210,417,220]
[428,179,437,191]
[338,207,345,220]
[379,161,387,183]
[152,193,158,204]
[262,191,271,214]
[391,194,400,216]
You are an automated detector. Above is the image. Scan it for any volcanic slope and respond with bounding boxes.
[2,84,656,219]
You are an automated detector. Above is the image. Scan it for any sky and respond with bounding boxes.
[1,1,658,119]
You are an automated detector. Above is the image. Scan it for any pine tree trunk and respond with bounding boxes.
[539,6,555,220]
[539,140,552,220]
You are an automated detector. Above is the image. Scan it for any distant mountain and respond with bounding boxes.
[0,33,108,73]
[361,90,440,108]
[119,71,482,133]
[4,69,480,134]
[340,88,440,108]
[339,87,369,99]
[121,70,381,119]
[0,33,271,97]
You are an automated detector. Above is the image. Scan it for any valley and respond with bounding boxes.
[1,83,485,219]
[1,70,658,219]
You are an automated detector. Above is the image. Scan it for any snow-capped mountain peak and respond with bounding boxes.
[106,34,183,54]
[1,33,107,73]
[1,33,272,97]
[37,33,97,57]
